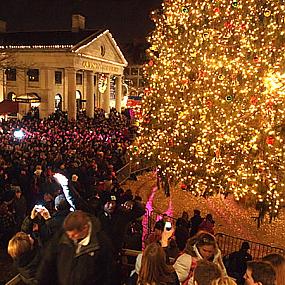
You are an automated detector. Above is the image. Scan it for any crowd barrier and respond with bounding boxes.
[215,232,285,259]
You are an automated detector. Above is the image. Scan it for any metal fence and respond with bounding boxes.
[145,210,285,260]
[116,156,154,184]
[215,232,285,259]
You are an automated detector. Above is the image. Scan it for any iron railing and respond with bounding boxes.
[145,210,285,260]
[215,232,285,259]
[116,156,154,184]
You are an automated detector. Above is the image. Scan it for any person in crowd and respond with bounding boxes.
[127,224,175,285]
[8,231,42,285]
[0,199,16,247]
[224,241,252,285]
[193,260,222,285]
[13,188,27,230]
[189,209,203,237]
[176,211,190,231]
[174,232,227,285]
[145,220,165,246]
[0,108,135,212]
[198,214,215,235]
[97,191,146,256]
[175,211,190,251]
[262,253,285,285]
[37,210,114,285]
[21,193,71,244]
[244,261,276,285]
[211,277,237,285]
[137,242,179,285]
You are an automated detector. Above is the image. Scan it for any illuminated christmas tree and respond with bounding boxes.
[137,0,285,218]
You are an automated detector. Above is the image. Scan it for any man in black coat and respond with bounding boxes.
[97,191,146,256]
[37,210,114,285]
[225,241,253,285]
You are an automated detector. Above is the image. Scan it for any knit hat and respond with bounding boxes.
[100,191,117,206]
[54,194,66,209]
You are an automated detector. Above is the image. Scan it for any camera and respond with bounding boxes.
[35,205,44,212]
[165,221,172,231]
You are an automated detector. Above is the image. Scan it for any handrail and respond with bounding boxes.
[145,211,285,260]
[5,274,22,285]
[116,156,154,184]
[215,232,285,259]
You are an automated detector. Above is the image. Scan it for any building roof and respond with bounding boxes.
[0,29,102,49]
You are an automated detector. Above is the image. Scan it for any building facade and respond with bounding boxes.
[0,15,128,120]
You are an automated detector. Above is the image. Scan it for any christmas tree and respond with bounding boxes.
[136,0,285,217]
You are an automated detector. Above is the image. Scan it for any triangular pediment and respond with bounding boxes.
[73,30,127,66]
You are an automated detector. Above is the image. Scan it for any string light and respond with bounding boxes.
[136,0,285,217]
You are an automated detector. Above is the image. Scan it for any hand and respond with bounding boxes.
[30,206,39,220]
[54,173,68,187]
[38,207,51,220]
[161,227,175,247]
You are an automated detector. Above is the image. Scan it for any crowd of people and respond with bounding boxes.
[0,108,137,243]
[0,108,284,285]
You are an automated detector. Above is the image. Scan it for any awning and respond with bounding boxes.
[0,100,19,114]
[14,93,41,103]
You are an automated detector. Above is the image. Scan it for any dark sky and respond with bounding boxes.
[0,0,162,44]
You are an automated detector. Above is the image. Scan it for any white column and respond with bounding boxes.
[63,70,69,111]
[18,69,28,116]
[39,68,54,119]
[102,74,110,113]
[86,71,94,118]
[115,75,122,112]
[94,73,99,108]
[0,70,5,101]
[67,69,76,121]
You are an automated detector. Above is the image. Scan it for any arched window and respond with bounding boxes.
[76,90,82,110]
[7,92,16,101]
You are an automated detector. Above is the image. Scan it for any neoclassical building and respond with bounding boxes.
[0,15,128,119]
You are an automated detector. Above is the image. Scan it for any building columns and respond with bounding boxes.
[67,69,76,121]
[115,75,122,113]
[40,68,54,119]
[102,74,110,113]
[0,70,5,102]
[86,71,94,118]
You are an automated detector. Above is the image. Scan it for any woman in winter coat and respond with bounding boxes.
[173,232,227,285]
[8,232,42,285]
[138,242,179,285]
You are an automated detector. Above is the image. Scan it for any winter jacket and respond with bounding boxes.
[14,245,42,285]
[37,216,114,285]
[173,245,227,285]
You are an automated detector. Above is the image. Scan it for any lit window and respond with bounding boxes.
[76,73,83,85]
[27,69,39,82]
[6,68,16,81]
[55,71,62,84]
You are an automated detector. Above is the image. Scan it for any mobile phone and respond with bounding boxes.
[165,221,172,231]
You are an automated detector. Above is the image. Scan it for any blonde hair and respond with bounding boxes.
[138,243,175,285]
[211,277,237,285]
[8,232,33,259]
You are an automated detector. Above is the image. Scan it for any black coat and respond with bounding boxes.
[14,245,42,285]
[37,217,114,285]
[97,202,145,254]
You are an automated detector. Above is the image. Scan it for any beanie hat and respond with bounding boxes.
[54,194,66,209]
[100,191,117,206]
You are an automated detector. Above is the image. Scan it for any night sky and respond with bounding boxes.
[0,0,162,44]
